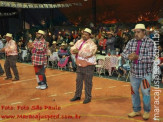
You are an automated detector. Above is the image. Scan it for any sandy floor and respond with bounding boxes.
[0,60,162,122]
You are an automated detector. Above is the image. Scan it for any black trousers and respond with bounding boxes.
[4,55,19,79]
[74,65,95,99]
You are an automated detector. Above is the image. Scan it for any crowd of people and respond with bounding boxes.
[0,24,163,79]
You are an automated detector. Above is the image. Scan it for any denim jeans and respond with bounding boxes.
[130,74,152,112]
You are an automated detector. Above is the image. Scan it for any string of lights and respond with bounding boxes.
[0,1,82,9]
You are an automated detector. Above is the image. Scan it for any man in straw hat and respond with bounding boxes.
[0,33,19,81]
[50,41,58,53]
[121,24,156,120]
[28,30,48,90]
[106,31,116,55]
[70,28,97,104]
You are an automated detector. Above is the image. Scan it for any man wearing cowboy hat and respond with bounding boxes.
[70,28,97,104]
[121,24,156,120]
[50,41,58,53]
[28,30,48,90]
[0,33,19,81]
[106,31,116,55]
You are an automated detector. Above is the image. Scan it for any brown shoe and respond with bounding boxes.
[4,77,12,80]
[0,72,4,76]
[12,78,19,81]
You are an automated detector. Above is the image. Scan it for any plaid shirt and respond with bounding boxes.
[121,36,156,78]
[32,38,47,66]
[71,39,97,65]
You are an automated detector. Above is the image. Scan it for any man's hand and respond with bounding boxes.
[128,53,139,61]
[0,48,5,52]
[72,48,79,54]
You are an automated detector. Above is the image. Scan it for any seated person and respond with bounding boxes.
[98,35,106,55]
[17,41,23,62]
[46,42,51,56]
[50,41,58,53]
[68,42,76,71]
[118,56,130,76]
[58,43,70,68]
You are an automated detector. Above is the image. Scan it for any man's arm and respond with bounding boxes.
[121,41,131,60]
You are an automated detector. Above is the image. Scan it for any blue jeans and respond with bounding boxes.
[130,74,152,112]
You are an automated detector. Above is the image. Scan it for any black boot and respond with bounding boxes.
[83,99,91,104]
[70,97,81,102]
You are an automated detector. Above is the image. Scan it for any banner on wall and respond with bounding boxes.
[0,1,82,9]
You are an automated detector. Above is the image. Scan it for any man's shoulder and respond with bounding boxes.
[88,39,97,45]
[11,40,16,43]
[144,37,155,44]
[126,38,135,45]
[130,38,136,42]
[76,39,82,43]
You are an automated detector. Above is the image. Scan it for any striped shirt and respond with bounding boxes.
[31,38,47,66]
[121,36,156,78]
[4,39,18,56]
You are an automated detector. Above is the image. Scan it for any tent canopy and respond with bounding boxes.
[0,0,163,24]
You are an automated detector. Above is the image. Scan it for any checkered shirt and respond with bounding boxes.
[121,36,156,78]
[32,38,47,66]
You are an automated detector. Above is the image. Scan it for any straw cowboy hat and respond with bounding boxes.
[132,24,146,31]
[69,42,74,45]
[61,43,66,46]
[84,28,92,34]
[36,30,45,35]
[29,40,33,43]
[5,33,12,38]
[52,41,57,44]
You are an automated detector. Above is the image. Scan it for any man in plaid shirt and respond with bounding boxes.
[28,30,48,90]
[121,24,156,120]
